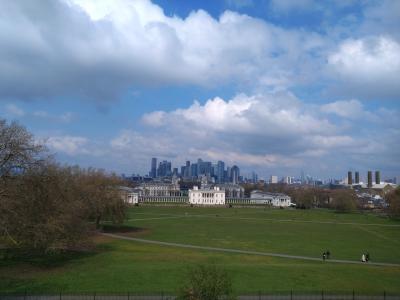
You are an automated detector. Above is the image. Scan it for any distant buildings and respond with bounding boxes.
[119,186,140,204]
[345,170,397,193]
[157,160,172,177]
[250,190,292,207]
[270,175,278,184]
[147,157,249,184]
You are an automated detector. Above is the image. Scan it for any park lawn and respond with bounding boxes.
[1,206,399,294]
[124,206,400,264]
[1,234,400,295]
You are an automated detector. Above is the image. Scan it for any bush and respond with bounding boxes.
[177,264,236,300]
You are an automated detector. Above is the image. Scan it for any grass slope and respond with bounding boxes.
[1,207,399,294]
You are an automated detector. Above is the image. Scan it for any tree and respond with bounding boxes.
[79,168,126,228]
[0,119,49,249]
[2,164,90,252]
[292,188,316,209]
[0,118,127,254]
[386,187,400,218]
[177,264,236,300]
[330,189,357,212]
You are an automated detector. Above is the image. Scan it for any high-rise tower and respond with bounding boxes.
[355,171,360,184]
[375,171,380,185]
[348,171,353,185]
[367,171,372,188]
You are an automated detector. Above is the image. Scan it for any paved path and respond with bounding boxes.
[102,233,400,267]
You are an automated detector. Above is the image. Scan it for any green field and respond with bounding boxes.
[1,206,400,294]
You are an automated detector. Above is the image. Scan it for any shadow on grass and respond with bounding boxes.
[0,232,119,269]
[0,248,99,268]
[101,224,146,233]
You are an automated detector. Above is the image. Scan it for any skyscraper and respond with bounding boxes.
[217,161,225,183]
[191,163,198,177]
[348,171,353,185]
[252,172,258,184]
[375,171,380,185]
[355,171,360,184]
[231,165,240,184]
[184,161,190,178]
[367,171,372,188]
[157,160,172,177]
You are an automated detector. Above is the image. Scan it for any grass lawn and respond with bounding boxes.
[1,206,400,294]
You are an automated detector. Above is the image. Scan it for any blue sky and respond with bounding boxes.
[0,0,399,180]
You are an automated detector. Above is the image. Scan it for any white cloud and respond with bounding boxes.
[328,36,400,98]
[321,99,367,119]
[47,135,88,155]
[0,0,328,102]
[141,111,166,127]
[136,91,355,169]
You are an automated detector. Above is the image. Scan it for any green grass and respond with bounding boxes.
[1,206,400,294]
[125,206,400,264]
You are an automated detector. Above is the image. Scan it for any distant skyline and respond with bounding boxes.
[0,0,399,180]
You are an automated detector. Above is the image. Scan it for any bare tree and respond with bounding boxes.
[79,168,126,228]
[0,119,127,254]
[330,189,357,212]
[2,164,91,252]
[386,187,400,218]
[0,119,46,181]
[0,119,48,247]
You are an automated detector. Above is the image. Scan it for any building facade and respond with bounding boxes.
[250,190,292,207]
[140,182,181,196]
[189,186,225,205]
[119,186,140,204]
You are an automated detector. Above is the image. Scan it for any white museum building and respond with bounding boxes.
[250,190,293,207]
[189,186,226,205]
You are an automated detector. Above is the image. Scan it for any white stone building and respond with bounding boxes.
[140,182,181,196]
[189,186,225,205]
[250,190,292,207]
[119,186,140,204]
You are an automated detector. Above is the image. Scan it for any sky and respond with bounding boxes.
[0,0,399,181]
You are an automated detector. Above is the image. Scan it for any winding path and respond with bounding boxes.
[102,233,400,267]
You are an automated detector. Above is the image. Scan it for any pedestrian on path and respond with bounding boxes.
[362,253,366,262]
[323,252,326,261]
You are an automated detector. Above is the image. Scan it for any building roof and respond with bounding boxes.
[250,190,290,197]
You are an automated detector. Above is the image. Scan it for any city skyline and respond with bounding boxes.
[121,156,396,185]
[0,0,399,180]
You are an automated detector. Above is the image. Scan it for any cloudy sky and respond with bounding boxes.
[1,0,399,180]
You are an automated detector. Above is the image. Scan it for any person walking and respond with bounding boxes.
[322,252,326,261]
[361,253,366,262]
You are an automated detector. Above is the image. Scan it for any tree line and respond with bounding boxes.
[242,181,400,215]
[0,119,127,255]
